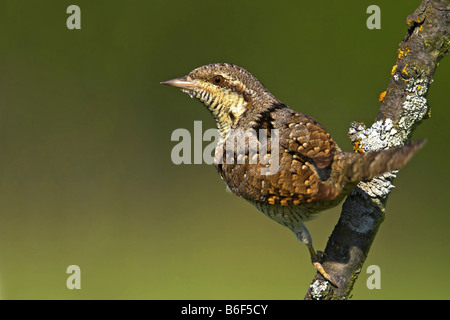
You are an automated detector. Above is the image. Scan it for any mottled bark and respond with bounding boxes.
[305,0,449,300]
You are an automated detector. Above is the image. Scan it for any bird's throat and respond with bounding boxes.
[196,89,248,137]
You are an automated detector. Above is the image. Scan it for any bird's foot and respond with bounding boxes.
[315,250,326,260]
[311,254,338,287]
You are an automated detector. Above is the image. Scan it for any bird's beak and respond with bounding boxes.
[160,77,196,91]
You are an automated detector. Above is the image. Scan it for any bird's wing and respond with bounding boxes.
[278,112,336,170]
[216,108,340,206]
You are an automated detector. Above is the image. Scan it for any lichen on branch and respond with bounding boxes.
[304,0,449,300]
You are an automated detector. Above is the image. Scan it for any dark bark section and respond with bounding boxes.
[305,0,449,300]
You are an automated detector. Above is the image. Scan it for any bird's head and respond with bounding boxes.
[161,63,277,135]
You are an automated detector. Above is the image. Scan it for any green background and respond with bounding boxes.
[0,0,448,299]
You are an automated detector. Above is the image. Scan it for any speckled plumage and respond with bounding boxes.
[162,63,425,284]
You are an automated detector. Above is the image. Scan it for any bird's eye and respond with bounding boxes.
[213,75,224,85]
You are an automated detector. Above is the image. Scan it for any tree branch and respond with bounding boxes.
[304,0,449,300]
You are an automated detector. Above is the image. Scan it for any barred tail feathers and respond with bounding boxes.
[334,139,426,185]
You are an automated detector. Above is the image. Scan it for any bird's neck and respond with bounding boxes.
[201,91,249,137]
[206,92,280,138]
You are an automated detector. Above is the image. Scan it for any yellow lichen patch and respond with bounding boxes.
[352,138,364,154]
[391,64,397,75]
[406,17,414,25]
[398,47,410,60]
[378,91,386,102]
[402,64,409,76]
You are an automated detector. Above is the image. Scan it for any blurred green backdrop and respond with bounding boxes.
[0,0,448,299]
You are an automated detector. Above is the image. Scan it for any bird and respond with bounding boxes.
[161,63,425,285]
